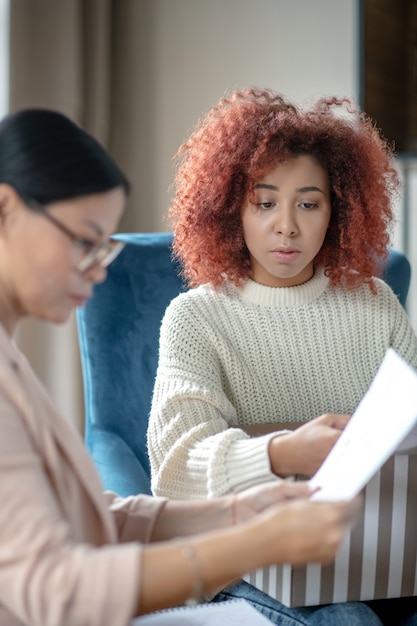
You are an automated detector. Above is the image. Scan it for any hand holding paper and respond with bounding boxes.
[309,349,417,501]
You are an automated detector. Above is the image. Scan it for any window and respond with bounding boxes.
[360,0,417,153]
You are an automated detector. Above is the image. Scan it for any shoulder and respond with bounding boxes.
[365,277,407,310]
[159,283,240,347]
[163,283,236,321]
[319,278,409,326]
[326,277,402,306]
[168,283,218,306]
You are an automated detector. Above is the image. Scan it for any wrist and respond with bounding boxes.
[231,493,237,525]
[177,540,205,606]
[269,433,295,477]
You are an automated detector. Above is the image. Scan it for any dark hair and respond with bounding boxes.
[0,108,130,205]
[170,88,399,290]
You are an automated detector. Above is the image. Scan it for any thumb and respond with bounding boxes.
[322,413,350,430]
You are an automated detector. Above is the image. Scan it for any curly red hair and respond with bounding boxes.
[169,88,399,289]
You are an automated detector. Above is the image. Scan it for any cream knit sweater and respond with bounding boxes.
[148,270,417,499]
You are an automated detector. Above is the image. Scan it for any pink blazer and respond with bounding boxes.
[0,324,166,626]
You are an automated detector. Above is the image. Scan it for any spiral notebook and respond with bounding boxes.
[132,599,273,624]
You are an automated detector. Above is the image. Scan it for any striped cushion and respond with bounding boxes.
[244,454,417,606]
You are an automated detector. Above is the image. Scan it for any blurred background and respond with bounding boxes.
[0,0,415,433]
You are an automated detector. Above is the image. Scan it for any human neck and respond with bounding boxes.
[0,290,20,336]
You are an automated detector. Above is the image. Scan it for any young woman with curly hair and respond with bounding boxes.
[148,88,417,625]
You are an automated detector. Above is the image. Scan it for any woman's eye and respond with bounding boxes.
[84,240,96,252]
[299,201,318,210]
[75,236,96,252]
[257,201,275,210]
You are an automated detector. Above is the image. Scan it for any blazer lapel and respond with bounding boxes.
[2,329,117,542]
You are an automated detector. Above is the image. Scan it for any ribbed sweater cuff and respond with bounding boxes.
[225,430,290,492]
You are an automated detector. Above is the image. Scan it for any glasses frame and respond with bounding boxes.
[23,197,125,273]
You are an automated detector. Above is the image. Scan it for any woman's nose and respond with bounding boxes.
[274,207,298,236]
[83,263,108,285]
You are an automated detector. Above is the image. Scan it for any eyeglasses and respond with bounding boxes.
[25,198,125,273]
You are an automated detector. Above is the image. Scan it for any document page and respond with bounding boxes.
[396,422,417,454]
[310,348,417,501]
[132,599,274,625]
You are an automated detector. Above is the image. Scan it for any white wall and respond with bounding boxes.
[395,159,417,332]
[7,1,416,431]
[148,0,360,221]
[145,0,416,331]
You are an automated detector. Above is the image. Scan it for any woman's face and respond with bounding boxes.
[241,155,331,287]
[0,186,125,330]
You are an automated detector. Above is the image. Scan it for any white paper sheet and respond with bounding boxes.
[396,423,417,453]
[309,348,417,501]
[132,599,273,624]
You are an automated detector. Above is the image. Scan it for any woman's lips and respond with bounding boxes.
[71,294,90,307]
[270,248,301,263]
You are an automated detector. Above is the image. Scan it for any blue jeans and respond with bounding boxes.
[211,580,395,625]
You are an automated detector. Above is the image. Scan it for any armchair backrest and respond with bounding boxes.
[77,232,184,496]
[76,235,411,496]
[380,247,411,308]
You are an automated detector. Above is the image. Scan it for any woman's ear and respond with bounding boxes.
[0,184,21,224]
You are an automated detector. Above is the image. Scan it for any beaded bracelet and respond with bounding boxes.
[231,492,238,525]
[178,540,204,606]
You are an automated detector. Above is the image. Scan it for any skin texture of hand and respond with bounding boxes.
[269,413,350,478]
[233,480,314,524]
[151,481,313,541]
[255,495,362,566]
[142,419,355,614]
[140,494,361,615]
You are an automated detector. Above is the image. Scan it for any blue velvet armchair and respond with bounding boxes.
[77,233,184,496]
[76,234,411,497]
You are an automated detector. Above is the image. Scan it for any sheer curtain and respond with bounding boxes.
[0,0,9,118]
[9,0,160,432]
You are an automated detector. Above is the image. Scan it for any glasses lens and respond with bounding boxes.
[77,240,125,273]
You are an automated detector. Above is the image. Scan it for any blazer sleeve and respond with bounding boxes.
[104,492,168,543]
[0,386,141,626]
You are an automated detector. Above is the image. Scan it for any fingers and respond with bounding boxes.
[336,495,363,527]
[322,498,363,559]
[270,414,352,478]
[272,481,313,501]
[272,497,361,565]
[243,479,312,501]
[315,413,351,430]
[235,480,314,524]
[312,498,363,560]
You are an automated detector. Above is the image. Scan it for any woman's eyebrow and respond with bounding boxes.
[253,183,278,191]
[297,185,325,193]
[253,183,324,193]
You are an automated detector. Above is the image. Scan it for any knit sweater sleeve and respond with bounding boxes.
[379,280,417,371]
[148,293,283,499]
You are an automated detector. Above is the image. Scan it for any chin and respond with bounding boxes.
[54,312,72,324]
[39,310,72,325]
